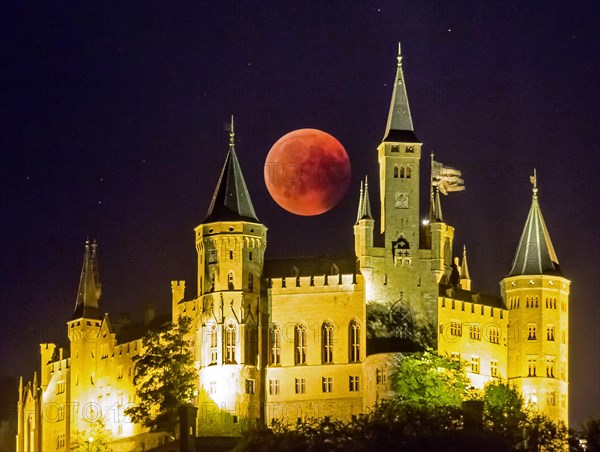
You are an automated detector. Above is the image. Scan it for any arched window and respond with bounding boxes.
[295,324,307,365]
[400,166,405,178]
[527,324,537,341]
[228,271,234,290]
[393,165,399,178]
[225,323,236,364]
[208,324,218,365]
[322,322,334,364]
[248,273,254,292]
[349,320,361,362]
[270,325,281,365]
[406,166,412,178]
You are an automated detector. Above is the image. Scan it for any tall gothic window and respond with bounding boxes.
[400,166,405,178]
[322,322,334,364]
[295,324,307,365]
[270,325,281,366]
[393,165,399,178]
[209,324,218,365]
[248,273,254,292]
[349,320,361,363]
[225,323,236,364]
[406,166,412,178]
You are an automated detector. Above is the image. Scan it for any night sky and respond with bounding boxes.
[1,1,598,425]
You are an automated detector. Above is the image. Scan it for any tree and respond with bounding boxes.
[482,381,527,441]
[581,416,600,452]
[391,349,470,409]
[125,316,197,434]
[75,418,112,452]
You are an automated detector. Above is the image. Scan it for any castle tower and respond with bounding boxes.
[194,118,267,434]
[501,173,570,425]
[66,240,104,440]
[378,43,422,248]
[354,176,374,262]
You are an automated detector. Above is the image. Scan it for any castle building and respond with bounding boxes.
[17,46,569,451]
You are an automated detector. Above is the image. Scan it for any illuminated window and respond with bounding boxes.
[449,321,462,337]
[269,379,280,395]
[546,358,555,378]
[295,378,306,394]
[208,381,216,394]
[248,273,254,292]
[547,391,556,406]
[528,359,537,377]
[489,327,500,344]
[209,325,218,365]
[491,360,499,377]
[469,324,481,341]
[527,324,537,341]
[245,379,255,394]
[471,356,480,374]
[225,323,236,364]
[547,325,555,341]
[322,322,334,364]
[270,325,281,366]
[349,375,360,392]
[295,324,307,365]
[322,376,333,393]
[57,404,65,421]
[349,320,361,363]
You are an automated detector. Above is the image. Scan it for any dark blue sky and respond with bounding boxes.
[1,1,598,424]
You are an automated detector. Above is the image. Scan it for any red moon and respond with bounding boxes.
[264,129,351,216]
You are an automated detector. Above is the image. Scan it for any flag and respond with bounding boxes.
[432,159,465,195]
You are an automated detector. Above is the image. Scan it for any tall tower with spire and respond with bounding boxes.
[193,117,267,434]
[501,172,570,424]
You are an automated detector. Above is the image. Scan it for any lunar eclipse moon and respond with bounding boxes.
[264,129,351,216]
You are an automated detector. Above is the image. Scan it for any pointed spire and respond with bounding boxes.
[461,245,471,280]
[355,180,364,224]
[508,172,560,276]
[205,118,259,223]
[72,240,102,320]
[383,43,418,143]
[362,176,373,220]
[356,176,374,224]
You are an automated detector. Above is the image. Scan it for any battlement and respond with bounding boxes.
[440,297,506,320]
[171,280,186,289]
[268,273,358,290]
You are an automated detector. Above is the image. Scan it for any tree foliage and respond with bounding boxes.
[74,418,112,452]
[125,316,196,434]
[391,349,470,409]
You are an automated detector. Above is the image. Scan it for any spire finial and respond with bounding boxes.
[530,168,538,198]
[229,115,235,148]
[397,42,402,66]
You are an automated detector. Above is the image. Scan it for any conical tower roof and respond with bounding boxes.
[508,173,560,276]
[72,240,102,320]
[205,117,259,223]
[383,43,418,143]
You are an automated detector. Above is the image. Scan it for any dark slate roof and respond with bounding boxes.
[204,147,259,223]
[264,254,357,278]
[116,313,171,344]
[508,192,561,276]
[382,47,419,144]
[439,284,507,310]
[71,241,103,321]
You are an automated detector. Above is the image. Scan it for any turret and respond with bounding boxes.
[501,171,570,425]
[354,176,374,259]
[460,245,471,290]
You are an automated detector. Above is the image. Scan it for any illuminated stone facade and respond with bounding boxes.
[17,47,569,451]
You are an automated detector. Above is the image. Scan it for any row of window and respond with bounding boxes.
[508,296,562,310]
[390,145,415,153]
[446,322,501,344]
[207,272,255,292]
[526,324,565,343]
[393,165,412,179]
[527,358,565,379]
[237,376,362,396]
[207,248,255,265]
[270,320,361,366]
